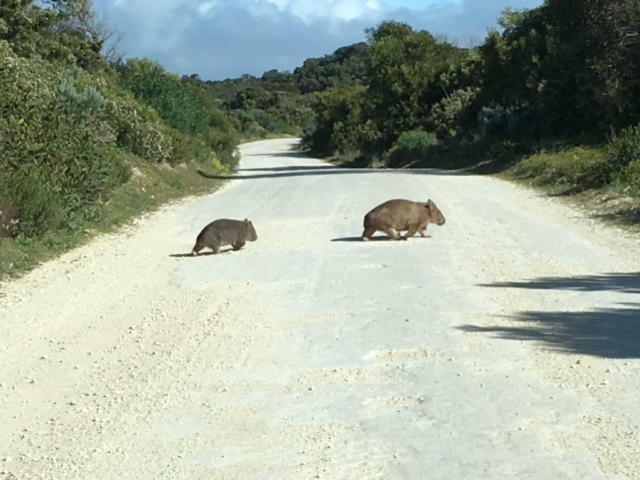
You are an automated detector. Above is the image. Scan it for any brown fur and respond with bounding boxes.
[361,198,446,241]
[192,218,258,256]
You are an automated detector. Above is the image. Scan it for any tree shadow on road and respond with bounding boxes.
[195,166,469,181]
[242,151,311,159]
[238,165,333,172]
[477,272,640,294]
[456,272,640,359]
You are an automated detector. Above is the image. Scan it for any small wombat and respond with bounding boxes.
[192,218,258,256]
[361,198,446,241]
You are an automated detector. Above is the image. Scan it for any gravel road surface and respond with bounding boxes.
[1,138,640,480]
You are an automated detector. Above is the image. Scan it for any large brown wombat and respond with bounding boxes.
[192,218,258,256]
[361,199,446,241]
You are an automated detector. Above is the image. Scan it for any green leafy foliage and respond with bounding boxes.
[593,126,640,186]
[117,58,208,136]
[0,0,247,252]
[393,131,438,151]
[386,130,438,168]
[294,42,369,94]
[298,10,640,192]
[0,41,130,238]
[301,85,376,157]
[606,126,640,172]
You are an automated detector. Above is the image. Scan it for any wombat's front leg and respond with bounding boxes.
[383,227,401,240]
[232,239,246,251]
[402,225,419,240]
[419,226,431,238]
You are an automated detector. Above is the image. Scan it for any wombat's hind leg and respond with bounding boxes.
[212,244,221,255]
[192,242,205,256]
[232,239,246,251]
[362,227,376,241]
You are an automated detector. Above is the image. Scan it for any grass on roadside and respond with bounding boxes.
[503,145,640,232]
[0,158,228,281]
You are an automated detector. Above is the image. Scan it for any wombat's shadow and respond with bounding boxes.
[331,236,431,242]
[169,248,237,258]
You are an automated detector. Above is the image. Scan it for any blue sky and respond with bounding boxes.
[93,0,544,81]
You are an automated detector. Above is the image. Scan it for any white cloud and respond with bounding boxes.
[196,1,218,17]
[94,0,544,80]
[216,0,385,24]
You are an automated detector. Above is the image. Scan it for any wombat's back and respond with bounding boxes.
[364,199,425,229]
[195,218,257,248]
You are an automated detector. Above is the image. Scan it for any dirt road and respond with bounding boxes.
[1,138,640,480]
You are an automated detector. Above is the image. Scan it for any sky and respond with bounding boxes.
[92,0,544,81]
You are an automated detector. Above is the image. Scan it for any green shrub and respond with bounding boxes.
[206,107,235,133]
[0,194,19,239]
[104,99,173,163]
[249,109,274,131]
[200,130,239,167]
[58,66,109,114]
[394,130,438,151]
[0,165,66,238]
[483,140,518,165]
[624,160,640,189]
[227,109,269,139]
[0,41,131,239]
[509,145,607,190]
[117,58,208,136]
[578,125,640,187]
[304,85,369,157]
[605,125,640,175]
[165,128,210,165]
[427,87,480,140]
[386,130,438,167]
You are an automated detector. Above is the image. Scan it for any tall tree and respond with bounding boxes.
[364,21,462,148]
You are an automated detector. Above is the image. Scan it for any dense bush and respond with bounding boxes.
[0,41,131,238]
[302,85,373,157]
[190,71,316,139]
[427,87,480,140]
[606,126,640,174]
[0,0,252,248]
[117,58,208,136]
[298,10,640,192]
[386,130,438,168]
[585,125,640,187]
[104,99,173,163]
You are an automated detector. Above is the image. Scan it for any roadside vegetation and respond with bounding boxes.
[2,0,639,279]
[0,0,313,280]
[296,2,640,228]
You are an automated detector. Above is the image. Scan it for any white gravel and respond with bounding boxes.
[1,137,639,479]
